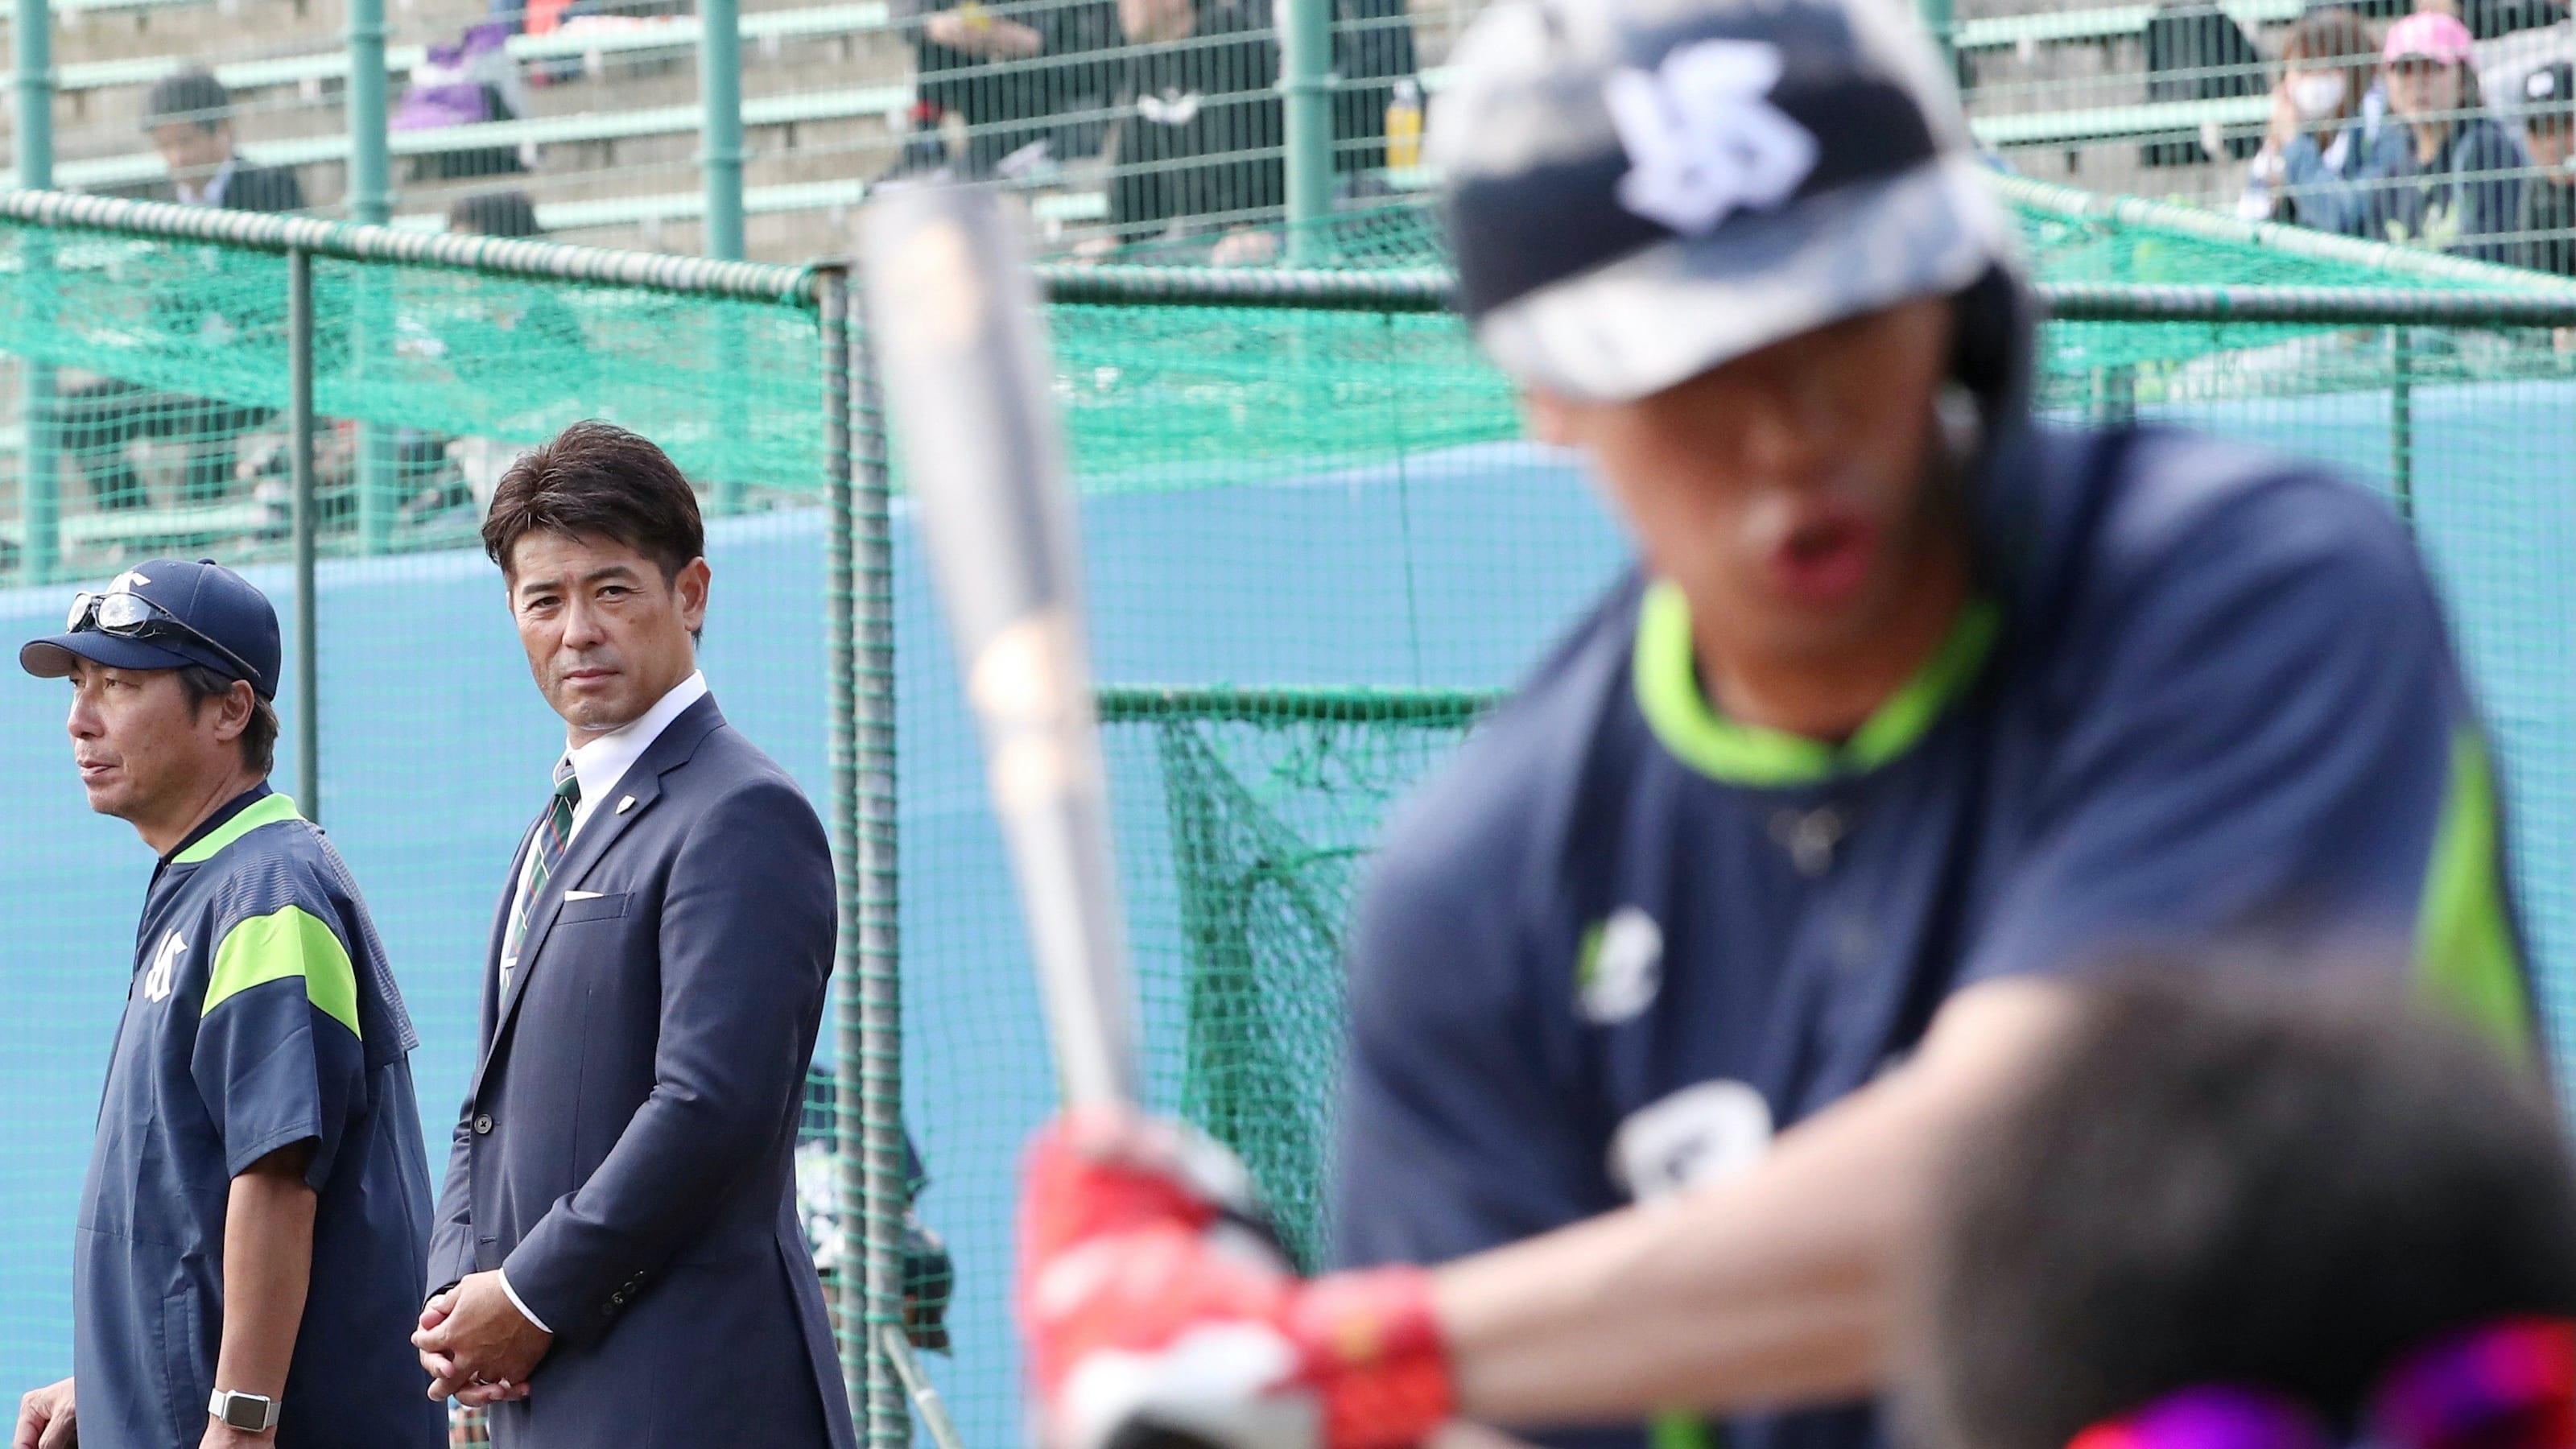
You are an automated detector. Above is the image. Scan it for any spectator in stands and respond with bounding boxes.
[397,24,531,184]
[2424,0,2568,40]
[2519,61,2576,275]
[450,188,545,239]
[2240,7,2404,234]
[1104,0,1279,251]
[1101,0,1418,260]
[141,68,303,213]
[2373,10,2527,262]
[442,189,583,375]
[58,70,297,510]
[423,190,580,518]
[892,0,1119,181]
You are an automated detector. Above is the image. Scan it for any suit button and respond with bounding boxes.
[473,1114,494,1135]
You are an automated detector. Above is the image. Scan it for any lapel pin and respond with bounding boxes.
[616,795,636,815]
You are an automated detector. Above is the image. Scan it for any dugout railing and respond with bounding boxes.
[2,189,2576,1449]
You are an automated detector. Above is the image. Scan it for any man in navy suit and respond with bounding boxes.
[413,421,857,1449]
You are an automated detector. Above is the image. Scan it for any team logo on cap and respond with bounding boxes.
[1604,39,1819,236]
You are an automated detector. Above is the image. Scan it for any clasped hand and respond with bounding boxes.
[414,1271,551,1407]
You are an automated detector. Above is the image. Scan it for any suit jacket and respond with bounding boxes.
[427,695,858,1449]
[219,159,305,213]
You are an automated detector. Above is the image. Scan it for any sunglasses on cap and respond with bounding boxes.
[66,588,262,688]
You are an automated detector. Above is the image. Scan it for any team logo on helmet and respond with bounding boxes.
[1604,39,1820,236]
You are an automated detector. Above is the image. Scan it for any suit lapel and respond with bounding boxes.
[470,696,726,1097]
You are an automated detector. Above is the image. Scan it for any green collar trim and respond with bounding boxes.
[1632,581,2001,787]
[173,793,303,865]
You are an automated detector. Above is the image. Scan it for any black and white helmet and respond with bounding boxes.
[1431,0,2025,407]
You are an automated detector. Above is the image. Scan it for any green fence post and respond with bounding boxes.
[348,0,394,554]
[2390,325,2415,524]
[347,0,391,225]
[1920,0,1956,84]
[826,263,905,1449]
[288,246,320,823]
[1281,0,1335,262]
[699,0,745,262]
[701,0,748,515]
[15,0,56,585]
[825,264,861,1436]
[848,275,908,1449]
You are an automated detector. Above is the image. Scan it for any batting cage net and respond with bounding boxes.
[0,179,2570,1449]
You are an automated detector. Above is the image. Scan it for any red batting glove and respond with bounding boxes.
[1018,1110,1455,1449]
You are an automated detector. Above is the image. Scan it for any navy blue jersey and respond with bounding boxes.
[76,787,444,1449]
[1329,427,2529,1449]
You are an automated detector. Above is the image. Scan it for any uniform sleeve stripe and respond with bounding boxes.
[204,905,363,1040]
[2416,728,2533,1061]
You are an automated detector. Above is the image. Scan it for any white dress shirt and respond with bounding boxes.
[499,670,708,984]
[177,156,237,208]
[490,670,709,1334]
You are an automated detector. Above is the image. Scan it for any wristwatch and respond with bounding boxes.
[208,1389,280,1434]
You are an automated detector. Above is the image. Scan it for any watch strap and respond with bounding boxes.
[208,1389,281,1433]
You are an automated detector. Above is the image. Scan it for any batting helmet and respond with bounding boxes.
[1430,0,2030,419]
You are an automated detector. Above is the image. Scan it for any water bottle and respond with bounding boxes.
[1385,77,1424,171]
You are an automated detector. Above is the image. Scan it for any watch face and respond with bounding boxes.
[218,1393,275,1431]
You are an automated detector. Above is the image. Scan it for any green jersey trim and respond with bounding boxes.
[1650,1413,1719,1449]
[204,904,362,1040]
[1632,580,2001,786]
[173,794,303,865]
[2416,728,2531,1059]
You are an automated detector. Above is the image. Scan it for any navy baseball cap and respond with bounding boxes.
[2527,61,2576,119]
[19,558,283,700]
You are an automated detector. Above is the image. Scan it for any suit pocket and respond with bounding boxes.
[557,892,630,923]
[159,1283,208,1446]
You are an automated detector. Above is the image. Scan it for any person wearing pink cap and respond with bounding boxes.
[2376,9,2528,262]
[2240,7,2407,234]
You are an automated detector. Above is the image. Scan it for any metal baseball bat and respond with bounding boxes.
[858,184,1138,1109]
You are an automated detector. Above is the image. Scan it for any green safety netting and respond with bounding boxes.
[0,185,2568,1449]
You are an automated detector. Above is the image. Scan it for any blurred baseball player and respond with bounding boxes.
[1017,4,2537,1449]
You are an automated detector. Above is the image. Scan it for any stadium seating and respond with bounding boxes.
[0,0,2320,258]
[10,0,921,258]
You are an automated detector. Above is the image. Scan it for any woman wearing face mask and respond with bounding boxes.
[2240,7,2404,233]
[2373,9,2528,262]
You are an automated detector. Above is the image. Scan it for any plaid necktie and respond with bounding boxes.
[503,758,582,992]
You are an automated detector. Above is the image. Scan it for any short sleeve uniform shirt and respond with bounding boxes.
[75,786,444,1449]
[1330,427,2533,1449]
